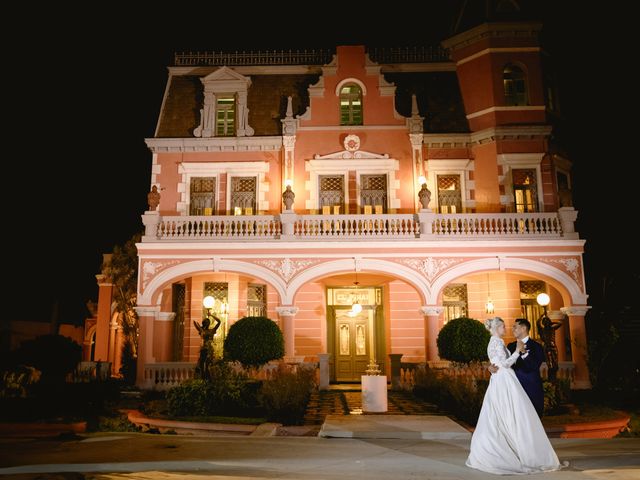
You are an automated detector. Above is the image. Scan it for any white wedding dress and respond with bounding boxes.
[466,335,561,475]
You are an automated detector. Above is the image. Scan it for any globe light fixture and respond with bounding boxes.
[536,292,550,307]
[203,295,215,309]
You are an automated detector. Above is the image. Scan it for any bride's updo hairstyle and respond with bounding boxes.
[484,317,504,334]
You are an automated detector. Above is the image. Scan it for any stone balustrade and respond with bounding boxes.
[143,209,579,242]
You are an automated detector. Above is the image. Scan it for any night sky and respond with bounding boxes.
[7,4,635,326]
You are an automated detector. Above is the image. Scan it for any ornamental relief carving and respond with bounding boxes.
[396,257,466,282]
[251,257,325,283]
[140,260,183,291]
[534,256,584,290]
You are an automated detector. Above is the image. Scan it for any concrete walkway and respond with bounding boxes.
[0,432,637,479]
[319,414,472,439]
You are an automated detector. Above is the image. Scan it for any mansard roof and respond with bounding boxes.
[385,71,469,133]
[156,69,468,137]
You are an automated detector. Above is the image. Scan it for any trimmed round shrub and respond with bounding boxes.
[224,317,284,368]
[436,317,490,364]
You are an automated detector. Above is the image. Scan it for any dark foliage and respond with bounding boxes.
[9,335,81,384]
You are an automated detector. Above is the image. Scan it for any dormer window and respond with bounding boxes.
[216,95,236,136]
[193,67,254,138]
[340,84,363,125]
[503,64,528,106]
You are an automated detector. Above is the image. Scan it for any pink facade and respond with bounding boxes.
[102,20,592,389]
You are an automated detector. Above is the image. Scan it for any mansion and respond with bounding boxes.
[92,17,591,389]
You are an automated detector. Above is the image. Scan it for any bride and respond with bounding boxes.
[466,317,562,475]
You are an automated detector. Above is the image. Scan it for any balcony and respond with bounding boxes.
[142,209,578,242]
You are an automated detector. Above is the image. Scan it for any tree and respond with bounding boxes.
[102,233,141,377]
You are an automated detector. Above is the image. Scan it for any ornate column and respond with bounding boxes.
[134,306,160,388]
[276,306,299,359]
[560,306,592,389]
[420,306,444,362]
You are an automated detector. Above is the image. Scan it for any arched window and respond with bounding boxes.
[340,84,363,125]
[503,64,528,106]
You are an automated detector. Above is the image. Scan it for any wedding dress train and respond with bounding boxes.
[466,335,561,475]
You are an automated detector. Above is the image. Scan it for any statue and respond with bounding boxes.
[537,314,562,382]
[147,185,161,211]
[193,314,221,380]
[418,183,431,210]
[282,185,295,210]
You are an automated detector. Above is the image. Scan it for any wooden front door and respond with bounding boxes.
[333,308,372,382]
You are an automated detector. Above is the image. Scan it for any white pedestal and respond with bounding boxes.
[361,375,388,412]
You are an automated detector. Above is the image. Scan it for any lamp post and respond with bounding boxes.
[194,295,221,379]
[536,292,562,383]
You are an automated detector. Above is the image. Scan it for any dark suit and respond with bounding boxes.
[507,338,545,417]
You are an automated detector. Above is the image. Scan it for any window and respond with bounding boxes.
[189,177,216,215]
[443,284,468,323]
[319,175,345,214]
[340,84,363,125]
[216,95,235,136]
[247,284,267,317]
[512,169,538,213]
[437,175,462,213]
[360,174,387,214]
[230,176,257,215]
[519,281,546,339]
[503,64,528,106]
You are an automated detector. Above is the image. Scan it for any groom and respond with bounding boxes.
[491,318,545,417]
[509,318,545,417]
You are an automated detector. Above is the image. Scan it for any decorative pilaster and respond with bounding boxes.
[276,306,299,359]
[236,90,254,137]
[560,306,592,389]
[409,94,425,213]
[420,306,444,362]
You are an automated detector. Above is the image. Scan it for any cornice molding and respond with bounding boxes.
[457,47,540,66]
[145,136,283,153]
[442,22,543,53]
[470,125,552,144]
[561,306,591,316]
[276,306,299,316]
[466,105,545,120]
[420,306,444,316]
[423,125,551,148]
[157,312,177,322]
